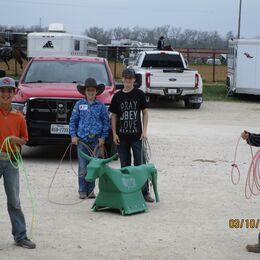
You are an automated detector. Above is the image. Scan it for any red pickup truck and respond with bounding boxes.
[11,56,116,149]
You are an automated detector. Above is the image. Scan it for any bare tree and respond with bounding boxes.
[0,24,234,48]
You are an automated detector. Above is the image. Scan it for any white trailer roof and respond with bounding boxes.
[28,32,96,42]
[229,38,260,45]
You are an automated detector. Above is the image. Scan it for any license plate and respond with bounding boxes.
[50,124,69,135]
[168,89,177,94]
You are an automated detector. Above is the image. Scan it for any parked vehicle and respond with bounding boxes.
[11,56,116,152]
[206,58,221,65]
[129,50,203,109]
[227,38,260,95]
[27,23,97,58]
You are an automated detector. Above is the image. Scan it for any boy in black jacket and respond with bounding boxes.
[241,130,260,253]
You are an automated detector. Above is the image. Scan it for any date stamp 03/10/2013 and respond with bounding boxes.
[229,219,260,229]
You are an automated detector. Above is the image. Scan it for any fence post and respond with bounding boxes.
[14,60,18,76]
[212,51,216,82]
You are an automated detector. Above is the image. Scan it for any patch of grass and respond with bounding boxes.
[203,83,260,103]
[203,83,228,101]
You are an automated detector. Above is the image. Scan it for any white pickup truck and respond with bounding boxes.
[128,50,203,109]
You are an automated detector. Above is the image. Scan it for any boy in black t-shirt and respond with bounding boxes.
[109,68,154,203]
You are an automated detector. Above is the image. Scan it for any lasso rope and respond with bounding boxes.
[141,138,152,164]
[231,136,260,199]
[48,141,107,205]
[0,137,36,239]
[141,138,154,192]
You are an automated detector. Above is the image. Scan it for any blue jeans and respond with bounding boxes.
[116,139,149,195]
[0,160,27,242]
[77,140,99,194]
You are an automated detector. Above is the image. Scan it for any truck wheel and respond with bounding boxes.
[192,103,201,109]
[184,100,192,109]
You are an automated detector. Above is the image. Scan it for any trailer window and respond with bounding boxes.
[141,54,184,68]
[23,60,111,86]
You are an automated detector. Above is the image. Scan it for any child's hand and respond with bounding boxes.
[241,130,249,140]
[9,136,26,146]
[71,137,79,145]
[140,132,147,140]
[98,138,105,147]
[113,134,120,145]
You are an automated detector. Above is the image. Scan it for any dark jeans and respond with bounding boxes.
[116,139,149,195]
[0,160,27,242]
[77,140,99,194]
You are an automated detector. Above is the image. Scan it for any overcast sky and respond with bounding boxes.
[0,0,259,38]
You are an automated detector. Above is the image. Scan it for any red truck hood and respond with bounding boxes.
[13,83,114,104]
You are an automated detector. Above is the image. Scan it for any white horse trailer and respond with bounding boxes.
[227,38,260,95]
[27,25,97,58]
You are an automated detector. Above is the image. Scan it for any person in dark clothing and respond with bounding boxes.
[157,36,165,50]
[109,68,154,203]
[241,130,260,253]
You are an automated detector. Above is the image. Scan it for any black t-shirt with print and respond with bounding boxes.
[109,88,147,141]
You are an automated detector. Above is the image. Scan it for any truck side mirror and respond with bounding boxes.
[0,70,6,77]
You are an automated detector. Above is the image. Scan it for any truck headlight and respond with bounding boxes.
[12,102,27,115]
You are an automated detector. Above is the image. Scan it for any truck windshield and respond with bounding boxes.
[23,61,111,85]
[141,54,184,69]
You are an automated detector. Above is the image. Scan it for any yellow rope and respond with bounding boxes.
[0,137,36,239]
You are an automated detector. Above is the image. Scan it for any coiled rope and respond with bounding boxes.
[0,137,36,239]
[48,141,106,205]
[231,136,260,199]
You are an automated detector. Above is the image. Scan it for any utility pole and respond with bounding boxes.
[39,17,42,30]
[237,0,242,39]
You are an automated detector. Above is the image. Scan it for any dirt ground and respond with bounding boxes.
[1,100,260,260]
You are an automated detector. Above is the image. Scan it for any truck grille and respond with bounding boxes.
[27,98,78,123]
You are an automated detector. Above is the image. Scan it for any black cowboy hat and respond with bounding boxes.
[77,78,105,96]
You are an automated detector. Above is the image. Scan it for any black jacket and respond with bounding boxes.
[248,133,260,147]
[157,39,164,50]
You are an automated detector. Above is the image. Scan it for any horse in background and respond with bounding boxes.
[163,45,174,51]
[0,47,28,70]
[156,45,174,51]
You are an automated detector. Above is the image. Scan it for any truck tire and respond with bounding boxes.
[192,103,201,109]
[184,100,193,109]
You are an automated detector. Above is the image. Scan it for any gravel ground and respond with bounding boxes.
[1,100,260,260]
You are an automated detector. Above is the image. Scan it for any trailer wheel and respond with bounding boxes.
[226,77,233,97]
